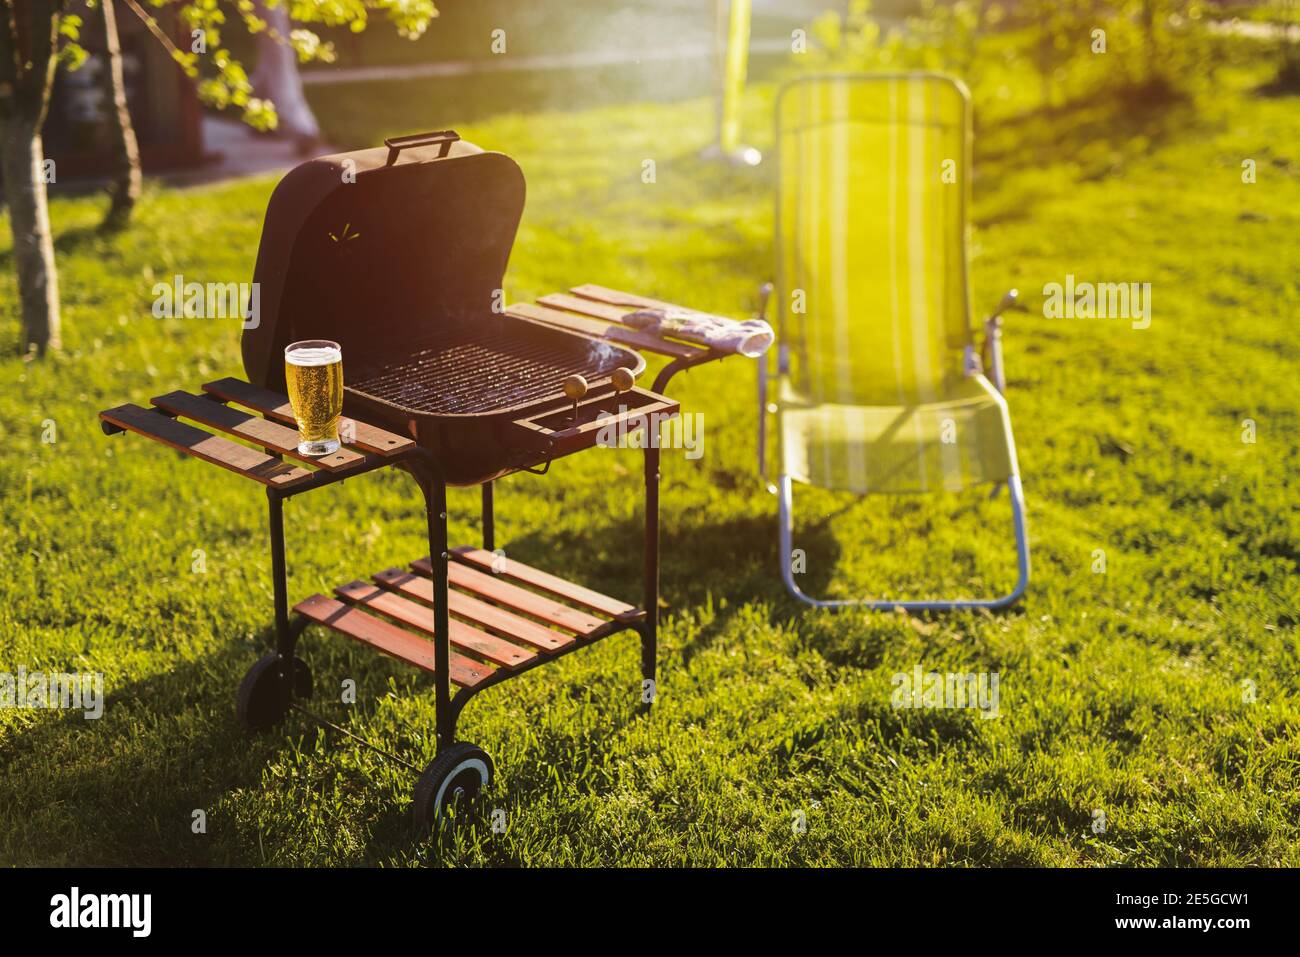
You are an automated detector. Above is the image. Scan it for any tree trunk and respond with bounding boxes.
[98,0,142,231]
[251,1,321,149]
[1036,5,1051,109]
[0,116,61,356]
[1142,0,1158,84]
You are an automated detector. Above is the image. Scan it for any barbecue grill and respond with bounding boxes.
[99,130,746,825]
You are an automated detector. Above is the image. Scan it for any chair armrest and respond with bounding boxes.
[987,288,1021,324]
[981,288,1021,394]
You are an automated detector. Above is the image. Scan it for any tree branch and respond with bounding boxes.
[121,0,186,64]
[17,0,64,123]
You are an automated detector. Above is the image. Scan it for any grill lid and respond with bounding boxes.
[242,131,526,392]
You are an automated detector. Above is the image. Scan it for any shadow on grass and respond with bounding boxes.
[0,218,120,280]
[0,637,292,865]
[1254,62,1300,98]
[974,81,1198,226]
[0,625,508,863]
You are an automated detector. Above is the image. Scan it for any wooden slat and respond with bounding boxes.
[506,301,610,337]
[334,580,537,669]
[410,558,607,636]
[201,377,414,456]
[451,547,640,619]
[507,302,701,361]
[569,284,682,312]
[538,292,644,325]
[99,404,312,487]
[151,391,366,470]
[373,568,574,653]
[294,594,489,688]
[200,377,304,424]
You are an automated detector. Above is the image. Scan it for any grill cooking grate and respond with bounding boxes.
[349,323,625,415]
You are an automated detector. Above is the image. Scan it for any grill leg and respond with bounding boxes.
[268,491,295,659]
[423,476,456,752]
[641,445,660,710]
[481,481,495,552]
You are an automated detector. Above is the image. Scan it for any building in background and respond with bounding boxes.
[43,1,206,179]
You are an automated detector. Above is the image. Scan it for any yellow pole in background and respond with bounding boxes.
[720,0,752,155]
[707,0,760,166]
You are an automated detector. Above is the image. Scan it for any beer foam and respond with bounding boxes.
[286,345,341,367]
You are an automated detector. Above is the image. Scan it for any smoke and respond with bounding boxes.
[586,339,624,370]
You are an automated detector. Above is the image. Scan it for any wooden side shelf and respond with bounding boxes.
[506,302,702,360]
[372,568,575,653]
[450,547,640,619]
[294,594,491,688]
[99,377,415,488]
[202,378,414,456]
[334,580,538,669]
[506,283,727,362]
[411,557,608,635]
[152,390,367,471]
[100,403,315,487]
[295,550,644,691]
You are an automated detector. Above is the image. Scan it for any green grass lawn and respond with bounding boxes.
[1,69,1297,866]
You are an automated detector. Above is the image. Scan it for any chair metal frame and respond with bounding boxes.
[760,72,1030,611]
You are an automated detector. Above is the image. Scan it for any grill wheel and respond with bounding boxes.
[413,741,494,827]
[236,653,313,731]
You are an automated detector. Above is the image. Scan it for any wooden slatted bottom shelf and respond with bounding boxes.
[293,550,645,690]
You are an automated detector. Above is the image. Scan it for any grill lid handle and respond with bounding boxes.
[383,130,461,165]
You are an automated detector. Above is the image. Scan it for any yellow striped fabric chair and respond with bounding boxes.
[759,72,1029,610]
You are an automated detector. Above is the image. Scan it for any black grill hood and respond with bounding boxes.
[242,131,525,392]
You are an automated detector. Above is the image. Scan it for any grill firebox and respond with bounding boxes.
[349,322,628,415]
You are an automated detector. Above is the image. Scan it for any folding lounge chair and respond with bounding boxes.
[757,72,1029,610]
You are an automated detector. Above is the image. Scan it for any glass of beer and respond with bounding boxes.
[285,339,343,456]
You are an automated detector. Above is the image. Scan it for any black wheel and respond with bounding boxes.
[236,653,312,731]
[413,742,494,827]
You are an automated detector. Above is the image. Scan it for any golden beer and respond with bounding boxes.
[285,340,343,456]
